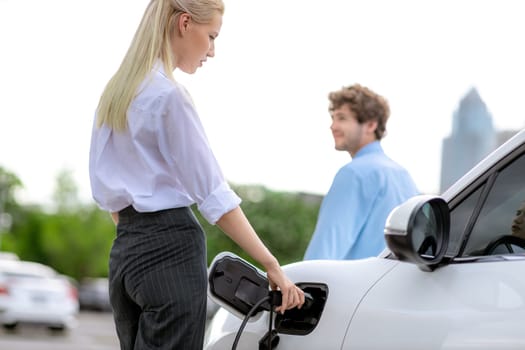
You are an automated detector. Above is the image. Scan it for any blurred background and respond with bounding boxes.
[0,0,524,347]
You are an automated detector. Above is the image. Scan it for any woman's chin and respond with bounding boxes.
[179,66,198,75]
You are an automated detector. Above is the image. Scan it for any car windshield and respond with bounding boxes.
[0,262,57,279]
[3,271,54,279]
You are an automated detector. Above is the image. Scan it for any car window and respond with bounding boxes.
[445,185,484,256]
[461,152,525,256]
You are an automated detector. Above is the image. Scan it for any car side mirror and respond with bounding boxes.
[384,195,450,271]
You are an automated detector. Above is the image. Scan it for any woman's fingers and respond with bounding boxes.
[266,266,304,313]
[276,285,304,314]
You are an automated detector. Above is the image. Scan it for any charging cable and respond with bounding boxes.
[231,290,284,350]
[231,294,271,350]
[231,290,313,350]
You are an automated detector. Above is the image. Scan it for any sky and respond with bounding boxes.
[0,0,524,207]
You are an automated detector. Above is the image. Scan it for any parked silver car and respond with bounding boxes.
[0,252,19,261]
[78,277,112,312]
[0,259,79,331]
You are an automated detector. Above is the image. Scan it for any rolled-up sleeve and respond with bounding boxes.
[199,181,241,224]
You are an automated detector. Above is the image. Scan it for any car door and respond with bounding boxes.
[342,140,525,349]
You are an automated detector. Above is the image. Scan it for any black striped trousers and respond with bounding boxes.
[109,206,207,349]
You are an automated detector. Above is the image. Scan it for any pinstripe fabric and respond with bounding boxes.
[109,206,207,349]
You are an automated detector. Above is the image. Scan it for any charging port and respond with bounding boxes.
[274,282,328,335]
[208,254,269,317]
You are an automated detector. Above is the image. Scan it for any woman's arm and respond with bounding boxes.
[216,206,304,313]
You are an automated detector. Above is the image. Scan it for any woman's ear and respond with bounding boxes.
[178,13,191,35]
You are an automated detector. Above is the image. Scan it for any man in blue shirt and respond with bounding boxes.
[304,84,419,260]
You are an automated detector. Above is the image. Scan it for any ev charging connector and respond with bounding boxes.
[208,251,271,321]
[207,252,320,350]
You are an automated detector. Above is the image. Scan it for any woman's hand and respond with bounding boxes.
[215,207,305,312]
[265,263,305,314]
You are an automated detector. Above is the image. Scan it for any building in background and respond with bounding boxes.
[440,87,518,193]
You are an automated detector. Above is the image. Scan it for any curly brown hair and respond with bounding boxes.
[328,84,390,140]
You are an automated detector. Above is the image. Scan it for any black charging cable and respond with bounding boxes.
[262,291,282,350]
[231,290,313,350]
[231,295,271,350]
[231,290,284,350]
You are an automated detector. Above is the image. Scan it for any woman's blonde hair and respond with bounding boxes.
[96,0,224,131]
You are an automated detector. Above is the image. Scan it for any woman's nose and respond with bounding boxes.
[208,42,215,58]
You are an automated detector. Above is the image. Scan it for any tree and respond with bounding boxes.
[0,167,23,250]
[196,185,321,268]
[52,168,81,213]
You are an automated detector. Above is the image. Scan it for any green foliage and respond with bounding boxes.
[0,167,24,252]
[1,168,116,281]
[4,205,115,280]
[52,168,81,213]
[4,208,48,262]
[195,185,321,269]
[2,166,321,281]
[0,166,23,212]
[37,206,114,279]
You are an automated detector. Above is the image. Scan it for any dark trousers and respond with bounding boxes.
[109,206,207,350]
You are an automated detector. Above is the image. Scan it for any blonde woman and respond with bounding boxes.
[89,0,304,348]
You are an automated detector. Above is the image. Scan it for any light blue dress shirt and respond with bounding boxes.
[304,141,419,260]
[89,65,241,224]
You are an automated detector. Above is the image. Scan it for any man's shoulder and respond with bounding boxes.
[338,154,412,182]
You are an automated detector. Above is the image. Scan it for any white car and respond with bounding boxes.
[0,259,79,331]
[0,252,19,261]
[206,128,525,350]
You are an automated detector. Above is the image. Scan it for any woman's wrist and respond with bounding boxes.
[261,256,280,272]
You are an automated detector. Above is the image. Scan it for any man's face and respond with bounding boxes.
[329,104,372,157]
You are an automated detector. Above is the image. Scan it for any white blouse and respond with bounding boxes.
[89,66,241,224]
